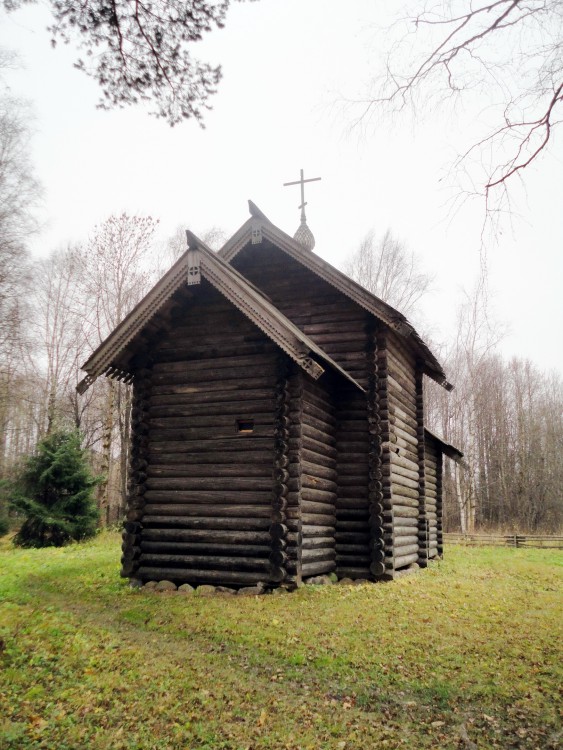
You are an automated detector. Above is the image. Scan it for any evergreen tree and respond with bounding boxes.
[0,480,9,536]
[11,430,100,547]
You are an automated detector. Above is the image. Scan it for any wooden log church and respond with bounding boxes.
[78,199,462,587]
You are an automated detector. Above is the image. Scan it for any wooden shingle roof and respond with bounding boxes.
[219,202,453,391]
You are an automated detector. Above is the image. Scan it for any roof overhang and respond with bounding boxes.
[77,231,364,395]
[425,428,465,464]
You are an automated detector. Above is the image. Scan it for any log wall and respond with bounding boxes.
[299,374,338,579]
[334,384,371,579]
[379,331,422,574]
[423,437,443,560]
[133,282,280,586]
[232,244,372,388]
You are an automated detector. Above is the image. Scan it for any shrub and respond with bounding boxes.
[11,430,100,547]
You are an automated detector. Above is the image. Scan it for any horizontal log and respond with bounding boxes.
[299,387,333,413]
[389,485,420,501]
[136,567,267,585]
[151,377,276,397]
[140,541,271,556]
[301,460,337,481]
[145,477,272,492]
[149,425,274,441]
[336,455,369,470]
[154,341,274,363]
[152,353,276,374]
[151,364,277,386]
[335,543,370,554]
[148,414,274,430]
[386,543,419,557]
[389,505,419,519]
[149,388,275,407]
[384,463,419,484]
[139,553,269,571]
[334,531,370,544]
[335,520,368,531]
[302,548,336,563]
[302,448,336,470]
[390,452,419,474]
[301,487,337,504]
[336,474,369,488]
[302,399,337,426]
[144,490,271,504]
[141,528,271,544]
[385,473,419,491]
[383,496,419,510]
[384,535,418,548]
[299,422,336,447]
[392,552,420,569]
[301,559,336,577]
[300,512,336,527]
[147,450,273,465]
[387,423,418,448]
[302,536,335,550]
[149,437,273,455]
[335,566,371,579]
[301,475,338,493]
[335,498,369,510]
[143,504,271,517]
[147,463,272,478]
[301,524,334,538]
[301,500,337,515]
[300,436,337,459]
[143,515,271,530]
[387,373,417,400]
[336,503,370,525]
[337,442,370,457]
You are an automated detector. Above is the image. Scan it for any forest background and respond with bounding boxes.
[0,0,562,535]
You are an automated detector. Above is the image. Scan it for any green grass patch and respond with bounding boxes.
[1,533,561,749]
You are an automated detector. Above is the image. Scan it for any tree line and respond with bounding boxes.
[345,235,563,534]
[1,220,561,535]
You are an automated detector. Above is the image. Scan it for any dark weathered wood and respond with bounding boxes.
[143,515,271,530]
[136,567,267,585]
[139,553,269,570]
[144,490,272,504]
[141,541,271,556]
[301,559,336,577]
[145,477,273,492]
[141,528,271,544]
[393,552,420,569]
[143,503,272,517]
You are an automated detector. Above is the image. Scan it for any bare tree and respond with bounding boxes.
[363,0,563,207]
[80,213,158,524]
[32,246,86,433]
[342,229,432,318]
[0,62,40,477]
[163,223,227,266]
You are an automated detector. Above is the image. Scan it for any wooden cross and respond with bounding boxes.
[283,169,321,222]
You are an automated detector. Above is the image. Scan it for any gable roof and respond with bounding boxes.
[219,202,453,391]
[77,232,364,395]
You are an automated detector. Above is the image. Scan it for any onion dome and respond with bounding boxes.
[294,218,316,251]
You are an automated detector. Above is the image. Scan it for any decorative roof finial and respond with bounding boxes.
[283,169,321,251]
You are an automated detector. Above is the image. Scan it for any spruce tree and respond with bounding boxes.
[11,430,100,547]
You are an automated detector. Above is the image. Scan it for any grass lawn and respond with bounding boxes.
[0,533,561,750]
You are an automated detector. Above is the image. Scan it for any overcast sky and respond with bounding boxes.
[1,0,562,373]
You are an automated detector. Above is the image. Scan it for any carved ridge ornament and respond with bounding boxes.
[186,248,201,285]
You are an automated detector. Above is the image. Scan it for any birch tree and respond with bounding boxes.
[80,214,158,524]
[343,229,432,318]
